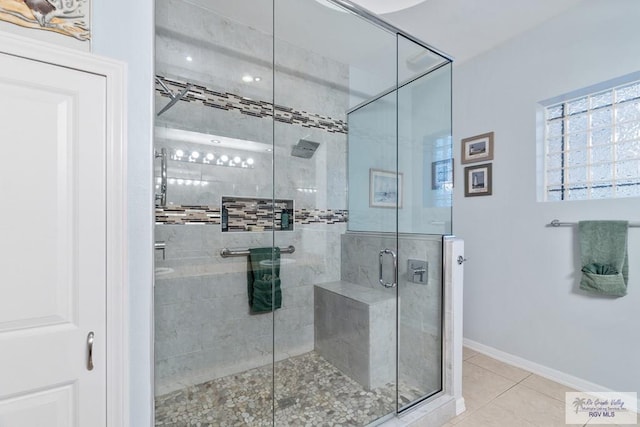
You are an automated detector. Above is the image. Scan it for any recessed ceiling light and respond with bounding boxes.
[191,151,200,159]
[247,158,254,165]
[254,77,262,82]
[266,148,273,152]
[175,149,184,157]
[233,156,242,163]
[220,155,229,162]
[242,75,254,83]
[186,56,193,62]
[206,153,214,161]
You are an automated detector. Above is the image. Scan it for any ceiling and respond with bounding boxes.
[373,0,585,62]
[183,0,585,64]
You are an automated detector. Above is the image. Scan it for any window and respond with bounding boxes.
[543,79,640,201]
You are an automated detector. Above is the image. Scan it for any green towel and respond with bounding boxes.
[248,247,282,313]
[579,220,629,297]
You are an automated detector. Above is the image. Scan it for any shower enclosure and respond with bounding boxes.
[154,0,456,425]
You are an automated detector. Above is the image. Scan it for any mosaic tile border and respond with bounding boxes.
[155,205,220,225]
[156,75,348,134]
[156,205,348,228]
[296,208,348,224]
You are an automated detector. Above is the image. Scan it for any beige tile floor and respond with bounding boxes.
[440,347,638,427]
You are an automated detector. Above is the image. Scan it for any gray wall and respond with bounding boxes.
[92,0,155,425]
[455,0,640,394]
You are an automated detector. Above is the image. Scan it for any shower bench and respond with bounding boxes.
[314,281,395,390]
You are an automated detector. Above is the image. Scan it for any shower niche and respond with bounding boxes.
[221,197,294,232]
[153,0,462,426]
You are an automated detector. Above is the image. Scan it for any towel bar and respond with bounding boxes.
[220,245,296,258]
[547,219,640,228]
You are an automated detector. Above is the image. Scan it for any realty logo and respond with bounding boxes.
[566,392,638,425]
[572,397,587,413]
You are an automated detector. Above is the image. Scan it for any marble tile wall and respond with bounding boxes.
[155,222,345,396]
[154,0,349,211]
[153,123,347,211]
[340,232,443,393]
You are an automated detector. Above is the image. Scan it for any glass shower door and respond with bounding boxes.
[153,1,276,425]
[272,0,399,425]
[396,34,452,411]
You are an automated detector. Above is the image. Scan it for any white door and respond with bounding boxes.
[0,51,107,426]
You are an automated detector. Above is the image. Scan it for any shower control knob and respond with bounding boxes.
[457,256,467,265]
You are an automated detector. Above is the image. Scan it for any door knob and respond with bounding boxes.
[457,256,467,265]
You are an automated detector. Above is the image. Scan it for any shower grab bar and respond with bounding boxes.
[155,148,167,207]
[547,219,640,228]
[220,245,296,258]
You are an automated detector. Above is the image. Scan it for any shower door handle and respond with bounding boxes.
[86,331,94,371]
[155,148,167,206]
[379,249,398,288]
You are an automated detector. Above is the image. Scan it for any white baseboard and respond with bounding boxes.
[463,338,639,412]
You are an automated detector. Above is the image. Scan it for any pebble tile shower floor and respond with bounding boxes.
[155,351,425,426]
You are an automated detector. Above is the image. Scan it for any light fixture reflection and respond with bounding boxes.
[166,148,255,168]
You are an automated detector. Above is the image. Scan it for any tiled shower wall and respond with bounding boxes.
[155,223,345,395]
[154,0,349,395]
[340,232,443,393]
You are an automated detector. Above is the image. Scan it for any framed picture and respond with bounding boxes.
[464,163,492,197]
[0,0,91,51]
[461,132,494,164]
[370,169,403,208]
[431,159,454,190]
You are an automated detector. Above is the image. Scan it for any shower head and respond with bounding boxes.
[291,138,320,159]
